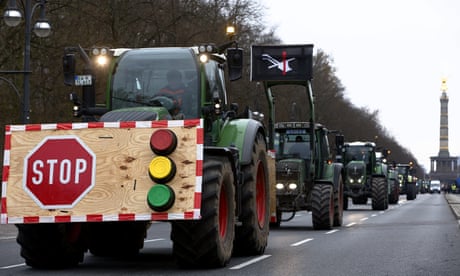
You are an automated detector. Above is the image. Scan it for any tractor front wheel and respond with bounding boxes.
[234,133,269,256]
[171,155,235,268]
[312,184,334,230]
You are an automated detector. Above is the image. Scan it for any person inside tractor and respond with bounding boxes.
[154,69,187,116]
[288,135,310,159]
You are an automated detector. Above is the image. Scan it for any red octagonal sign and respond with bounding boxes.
[23,135,96,209]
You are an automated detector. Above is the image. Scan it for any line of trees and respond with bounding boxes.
[0,0,423,176]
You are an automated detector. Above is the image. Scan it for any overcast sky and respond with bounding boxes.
[261,0,460,172]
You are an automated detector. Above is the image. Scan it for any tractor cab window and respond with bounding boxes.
[203,60,227,106]
[111,48,200,118]
[344,146,371,164]
[275,130,311,159]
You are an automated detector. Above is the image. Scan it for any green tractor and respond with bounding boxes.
[396,162,417,200]
[272,122,344,229]
[341,141,389,210]
[8,36,273,268]
[250,44,344,230]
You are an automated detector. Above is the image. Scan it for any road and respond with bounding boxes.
[1,193,459,275]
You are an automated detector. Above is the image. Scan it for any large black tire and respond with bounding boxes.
[233,133,269,256]
[388,180,399,204]
[87,221,148,257]
[371,177,388,210]
[333,175,344,226]
[312,184,334,230]
[16,223,85,269]
[407,183,416,200]
[171,156,235,268]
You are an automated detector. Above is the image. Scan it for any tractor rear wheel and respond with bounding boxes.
[171,155,235,268]
[233,133,269,256]
[16,223,85,269]
[312,184,334,230]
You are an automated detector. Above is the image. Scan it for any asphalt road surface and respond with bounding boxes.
[1,193,459,275]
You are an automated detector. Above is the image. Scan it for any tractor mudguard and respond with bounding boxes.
[315,163,343,190]
[332,163,343,190]
[373,163,387,178]
[204,146,239,184]
[218,119,266,166]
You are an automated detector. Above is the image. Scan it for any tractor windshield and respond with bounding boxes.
[344,146,372,164]
[110,48,200,118]
[275,130,311,159]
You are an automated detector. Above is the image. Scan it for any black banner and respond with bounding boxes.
[251,44,313,81]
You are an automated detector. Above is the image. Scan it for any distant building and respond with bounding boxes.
[430,78,460,186]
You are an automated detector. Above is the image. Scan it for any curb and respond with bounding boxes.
[444,194,460,228]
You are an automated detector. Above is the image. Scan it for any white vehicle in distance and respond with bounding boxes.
[430,180,441,194]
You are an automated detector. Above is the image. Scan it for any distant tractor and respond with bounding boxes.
[249,44,344,230]
[340,141,389,210]
[273,122,344,229]
[396,163,417,200]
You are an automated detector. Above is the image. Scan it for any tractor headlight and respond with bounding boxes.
[288,183,297,190]
[276,183,285,190]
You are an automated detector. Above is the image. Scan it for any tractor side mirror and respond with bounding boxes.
[63,54,76,86]
[335,134,344,151]
[227,48,243,81]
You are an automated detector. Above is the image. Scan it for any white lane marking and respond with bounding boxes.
[229,254,272,270]
[360,217,369,221]
[0,263,26,269]
[379,211,385,214]
[371,214,378,217]
[325,229,339,234]
[290,238,314,247]
[144,238,165,243]
[346,222,356,227]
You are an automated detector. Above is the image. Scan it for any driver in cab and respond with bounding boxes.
[155,69,186,116]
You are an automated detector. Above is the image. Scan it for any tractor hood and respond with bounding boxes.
[100,106,171,122]
[345,161,366,185]
[276,158,304,173]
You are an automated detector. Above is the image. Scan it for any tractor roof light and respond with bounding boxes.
[199,54,209,63]
[150,129,177,155]
[90,46,112,67]
[96,55,108,66]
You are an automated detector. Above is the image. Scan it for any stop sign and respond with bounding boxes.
[23,135,96,209]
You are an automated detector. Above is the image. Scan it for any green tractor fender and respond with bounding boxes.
[373,163,388,178]
[217,119,266,165]
[317,162,343,190]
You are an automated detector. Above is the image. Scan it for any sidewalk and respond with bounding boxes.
[445,193,460,227]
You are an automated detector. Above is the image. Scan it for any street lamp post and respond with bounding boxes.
[3,0,51,124]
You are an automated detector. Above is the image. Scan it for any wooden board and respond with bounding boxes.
[1,120,203,223]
